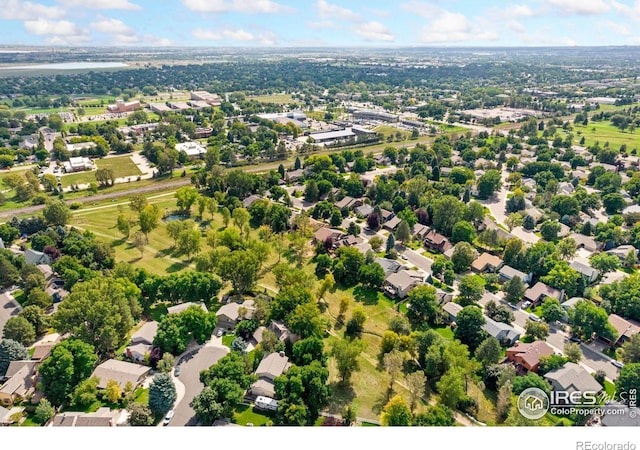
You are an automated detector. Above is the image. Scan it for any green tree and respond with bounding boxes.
[503,276,526,304]
[451,220,476,243]
[191,378,244,425]
[541,261,581,298]
[358,263,385,289]
[431,195,467,236]
[331,338,365,385]
[457,274,485,306]
[540,298,565,323]
[217,250,261,294]
[564,342,582,363]
[274,361,329,424]
[19,304,50,335]
[413,404,455,426]
[437,368,466,409]
[128,403,155,426]
[505,213,523,232]
[34,398,55,425]
[42,200,71,227]
[380,395,412,426]
[589,253,621,275]
[525,320,550,341]
[540,220,561,241]
[0,339,28,377]
[157,353,175,373]
[454,306,486,351]
[148,373,177,415]
[38,339,98,406]
[138,204,160,237]
[451,242,476,273]
[477,169,502,198]
[407,284,439,326]
[53,277,140,355]
[556,237,577,261]
[475,336,502,367]
[405,371,427,413]
[116,215,130,238]
[395,220,411,244]
[304,180,319,202]
[129,194,148,213]
[386,233,396,252]
[175,186,199,212]
[615,364,640,402]
[71,376,99,408]
[569,299,617,343]
[617,333,640,364]
[3,316,36,346]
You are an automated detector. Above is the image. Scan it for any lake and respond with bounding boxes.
[0,62,129,70]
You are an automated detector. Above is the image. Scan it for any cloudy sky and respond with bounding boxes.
[0,0,639,47]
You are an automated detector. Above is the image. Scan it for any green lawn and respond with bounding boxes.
[248,93,296,104]
[12,289,24,306]
[61,155,142,188]
[233,404,274,426]
[433,325,454,340]
[571,120,640,150]
[222,334,235,348]
[134,387,149,404]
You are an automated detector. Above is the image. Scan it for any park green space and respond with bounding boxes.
[247,93,296,104]
[571,120,640,150]
[60,155,143,188]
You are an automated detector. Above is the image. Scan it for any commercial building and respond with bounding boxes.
[175,142,206,160]
[63,156,92,173]
[191,91,222,106]
[106,99,140,113]
[352,109,399,123]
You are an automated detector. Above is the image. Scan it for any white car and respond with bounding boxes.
[528,313,541,322]
[163,410,174,425]
[401,254,408,260]
[216,329,223,338]
[611,360,625,369]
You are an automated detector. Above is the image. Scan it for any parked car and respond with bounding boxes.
[611,360,625,369]
[569,336,582,344]
[163,410,174,425]
[216,329,223,338]
[528,313,541,322]
[174,366,180,377]
[401,254,408,260]
[522,301,532,309]
[507,302,518,310]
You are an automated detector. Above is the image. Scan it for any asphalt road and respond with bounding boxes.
[170,344,229,427]
[0,291,22,335]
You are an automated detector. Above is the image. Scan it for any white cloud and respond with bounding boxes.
[91,17,133,35]
[354,21,394,42]
[611,0,640,21]
[0,0,65,20]
[57,0,141,9]
[193,28,255,41]
[419,11,498,43]
[400,1,442,18]
[182,0,291,14]
[307,20,340,29]
[507,4,536,17]
[544,0,610,15]
[601,20,632,36]
[316,0,360,21]
[23,18,90,44]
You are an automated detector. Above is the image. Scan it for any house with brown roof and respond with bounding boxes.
[126,321,158,362]
[249,352,291,398]
[471,252,504,273]
[383,216,402,232]
[313,228,344,245]
[167,302,208,315]
[30,333,62,362]
[423,230,452,253]
[0,361,37,406]
[91,359,150,390]
[216,300,255,331]
[604,314,640,346]
[506,341,554,373]
[412,224,430,241]
[384,270,424,299]
[524,281,563,305]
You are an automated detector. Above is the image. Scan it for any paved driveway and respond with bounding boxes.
[0,291,22,335]
[170,345,229,426]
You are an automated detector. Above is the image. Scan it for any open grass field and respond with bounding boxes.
[570,120,640,150]
[248,93,296,104]
[61,155,143,188]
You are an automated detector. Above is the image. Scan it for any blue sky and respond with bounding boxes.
[0,0,639,47]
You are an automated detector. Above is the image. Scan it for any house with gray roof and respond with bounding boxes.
[569,233,600,253]
[569,261,600,284]
[24,249,51,266]
[51,407,120,427]
[216,300,255,331]
[0,360,37,406]
[126,321,158,362]
[167,302,208,315]
[384,270,423,299]
[443,302,463,322]
[544,362,602,396]
[482,316,521,346]
[499,265,531,284]
[375,257,403,276]
[91,359,150,390]
[354,204,374,217]
[250,352,291,398]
